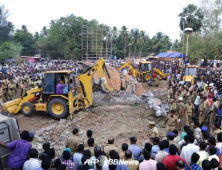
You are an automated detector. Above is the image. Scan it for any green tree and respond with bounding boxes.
[0,5,14,43]
[14,25,35,56]
[179,4,204,32]
[0,42,23,61]
[120,26,128,59]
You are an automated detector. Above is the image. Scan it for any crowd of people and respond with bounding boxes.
[1,59,222,170]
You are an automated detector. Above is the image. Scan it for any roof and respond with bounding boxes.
[43,70,74,74]
[157,52,186,58]
[140,61,152,64]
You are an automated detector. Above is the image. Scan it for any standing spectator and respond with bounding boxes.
[197,142,208,168]
[62,150,75,170]
[206,137,220,157]
[180,125,189,140]
[151,137,160,159]
[85,138,95,156]
[66,128,80,155]
[125,150,139,170]
[193,121,202,141]
[155,141,168,163]
[23,148,41,170]
[0,131,32,170]
[103,136,120,158]
[84,130,97,147]
[167,132,181,154]
[73,144,84,169]
[36,158,51,170]
[162,145,190,170]
[180,135,199,163]
[119,143,128,160]
[173,129,180,143]
[156,162,166,170]
[128,137,142,160]
[208,146,219,161]
[139,151,157,170]
[202,160,212,170]
[138,143,152,163]
[211,158,219,170]
[189,153,201,170]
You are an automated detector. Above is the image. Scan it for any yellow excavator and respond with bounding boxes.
[2,58,113,120]
[119,61,166,81]
[183,65,199,85]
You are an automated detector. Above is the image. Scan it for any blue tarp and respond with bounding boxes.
[168,53,186,58]
[157,53,172,57]
[157,52,186,58]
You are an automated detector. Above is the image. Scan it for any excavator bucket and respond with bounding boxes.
[2,98,21,115]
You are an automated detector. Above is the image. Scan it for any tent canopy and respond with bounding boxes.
[157,52,186,58]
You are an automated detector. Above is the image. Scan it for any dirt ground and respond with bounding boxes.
[14,80,168,148]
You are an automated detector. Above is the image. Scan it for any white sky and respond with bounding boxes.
[1,0,199,41]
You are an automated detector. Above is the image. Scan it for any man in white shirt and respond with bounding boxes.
[23,148,41,170]
[73,144,84,169]
[194,94,200,117]
[180,135,199,163]
[208,146,219,161]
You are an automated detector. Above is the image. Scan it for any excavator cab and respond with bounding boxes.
[42,71,75,101]
[137,62,153,82]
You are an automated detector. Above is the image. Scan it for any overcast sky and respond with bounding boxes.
[1,0,199,41]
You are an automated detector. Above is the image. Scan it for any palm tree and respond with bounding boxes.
[179,4,204,32]
[21,25,28,32]
[120,26,128,59]
[112,26,118,56]
[139,30,146,58]
[131,29,140,58]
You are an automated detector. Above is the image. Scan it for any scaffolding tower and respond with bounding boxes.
[81,24,111,60]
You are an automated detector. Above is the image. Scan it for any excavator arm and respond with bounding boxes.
[77,58,113,107]
[119,61,138,78]
[153,68,167,79]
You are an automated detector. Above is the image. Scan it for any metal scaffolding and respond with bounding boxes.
[81,24,111,60]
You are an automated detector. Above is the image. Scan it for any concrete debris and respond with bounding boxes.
[110,94,141,105]
[143,91,169,117]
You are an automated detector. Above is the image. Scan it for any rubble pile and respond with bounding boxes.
[32,105,166,156]
[142,90,169,117]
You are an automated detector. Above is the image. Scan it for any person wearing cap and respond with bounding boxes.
[148,121,159,138]
[167,131,181,154]
[165,110,179,133]
[184,100,195,126]
[128,137,142,160]
[209,97,220,128]
[0,130,32,170]
[103,136,120,158]
[28,132,35,143]
[170,99,177,112]
[199,96,208,125]
[188,90,195,104]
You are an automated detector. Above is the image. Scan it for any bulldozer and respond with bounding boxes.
[119,60,166,81]
[2,58,113,120]
[183,65,199,85]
